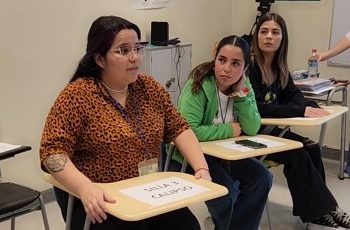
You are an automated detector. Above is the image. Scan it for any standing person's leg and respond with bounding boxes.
[265,149,337,222]
[204,156,240,230]
[228,158,273,230]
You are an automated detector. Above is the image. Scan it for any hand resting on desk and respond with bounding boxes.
[79,182,116,224]
[304,107,330,118]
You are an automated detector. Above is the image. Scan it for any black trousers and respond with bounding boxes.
[54,187,200,230]
[264,127,338,222]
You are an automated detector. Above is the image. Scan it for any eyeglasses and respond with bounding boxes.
[110,45,146,59]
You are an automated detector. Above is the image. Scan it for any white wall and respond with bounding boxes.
[0,0,232,191]
[232,0,350,150]
[2,0,349,192]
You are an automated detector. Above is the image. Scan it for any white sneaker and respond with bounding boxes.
[330,207,350,229]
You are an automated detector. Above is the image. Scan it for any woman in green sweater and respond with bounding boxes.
[171,35,272,230]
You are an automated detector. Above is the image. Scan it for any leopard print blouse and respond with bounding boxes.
[40,75,189,183]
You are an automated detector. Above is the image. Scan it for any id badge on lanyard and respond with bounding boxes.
[105,87,159,176]
[138,158,159,176]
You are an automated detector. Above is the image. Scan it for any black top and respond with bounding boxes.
[248,61,319,118]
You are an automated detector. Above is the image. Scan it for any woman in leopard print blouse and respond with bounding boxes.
[40,16,211,230]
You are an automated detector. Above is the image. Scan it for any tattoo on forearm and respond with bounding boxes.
[44,154,68,173]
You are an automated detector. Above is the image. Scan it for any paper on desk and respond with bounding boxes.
[119,177,210,207]
[0,143,22,153]
[215,137,285,152]
[301,86,335,95]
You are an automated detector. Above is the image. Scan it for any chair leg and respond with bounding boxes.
[10,217,15,230]
[83,216,91,230]
[38,194,50,230]
[265,199,272,230]
[65,194,75,230]
[203,216,214,230]
[164,143,175,172]
[65,194,91,230]
[180,159,188,172]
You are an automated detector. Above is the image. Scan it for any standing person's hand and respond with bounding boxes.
[304,107,330,118]
[78,182,116,224]
[317,52,328,62]
[231,122,242,137]
[309,52,328,62]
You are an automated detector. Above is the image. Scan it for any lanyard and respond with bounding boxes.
[216,85,238,123]
[102,85,150,159]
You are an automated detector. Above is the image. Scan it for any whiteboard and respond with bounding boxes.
[328,0,350,67]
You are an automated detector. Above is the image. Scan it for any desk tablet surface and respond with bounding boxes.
[44,172,227,221]
[199,135,303,160]
[261,106,348,127]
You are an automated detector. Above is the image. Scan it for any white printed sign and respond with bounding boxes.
[119,177,209,206]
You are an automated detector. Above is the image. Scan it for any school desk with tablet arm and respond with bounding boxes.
[261,105,348,179]
[198,134,303,161]
[301,80,348,148]
[44,171,228,230]
[164,134,303,173]
[0,143,32,182]
[293,76,349,148]
[0,143,31,161]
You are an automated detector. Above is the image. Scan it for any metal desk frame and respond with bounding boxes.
[303,84,348,179]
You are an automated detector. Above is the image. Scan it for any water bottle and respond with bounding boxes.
[308,48,318,78]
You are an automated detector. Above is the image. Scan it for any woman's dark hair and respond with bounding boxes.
[70,16,141,82]
[190,35,250,94]
[251,12,289,89]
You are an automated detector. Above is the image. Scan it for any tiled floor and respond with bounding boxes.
[1,159,348,230]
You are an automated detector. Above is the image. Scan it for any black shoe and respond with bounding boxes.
[330,207,350,229]
[307,214,340,230]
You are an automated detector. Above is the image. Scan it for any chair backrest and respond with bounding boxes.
[0,149,50,229]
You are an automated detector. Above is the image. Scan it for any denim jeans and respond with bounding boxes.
[169,156,272,230]
[205,156,272,230]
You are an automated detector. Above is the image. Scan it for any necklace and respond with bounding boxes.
[216,85,230,124]
[262,67,278,104]
[101,81,128,93]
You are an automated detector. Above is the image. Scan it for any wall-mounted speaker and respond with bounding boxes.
[151,21,169,46]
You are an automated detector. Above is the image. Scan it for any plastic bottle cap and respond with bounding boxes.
[312,48,317,52]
